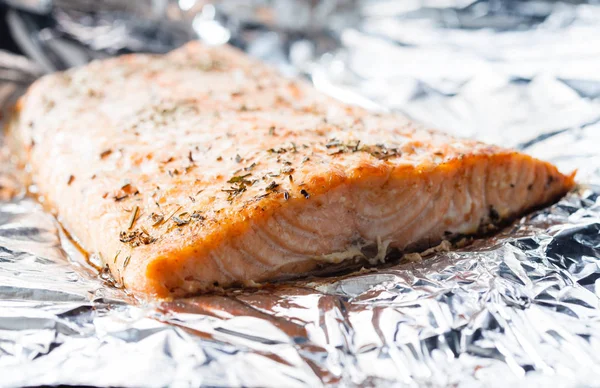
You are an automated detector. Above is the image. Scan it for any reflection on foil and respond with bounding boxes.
[2,0,600,387]
[313,1,600,149]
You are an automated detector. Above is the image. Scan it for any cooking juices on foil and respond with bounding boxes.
[2,0,600,387]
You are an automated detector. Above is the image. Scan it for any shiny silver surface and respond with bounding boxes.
[1,1,600,386]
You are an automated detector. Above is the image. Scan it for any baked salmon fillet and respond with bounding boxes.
[9,41,574,299]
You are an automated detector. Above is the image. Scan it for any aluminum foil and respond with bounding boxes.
[2,1,600,386]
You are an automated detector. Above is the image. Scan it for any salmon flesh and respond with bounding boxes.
[9,42,574,299]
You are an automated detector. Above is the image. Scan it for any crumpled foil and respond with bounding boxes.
[2,1,600,386]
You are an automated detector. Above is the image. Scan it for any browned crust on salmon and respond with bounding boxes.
[9,42,575,299]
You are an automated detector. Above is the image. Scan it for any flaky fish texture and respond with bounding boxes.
[10,41,574,299]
